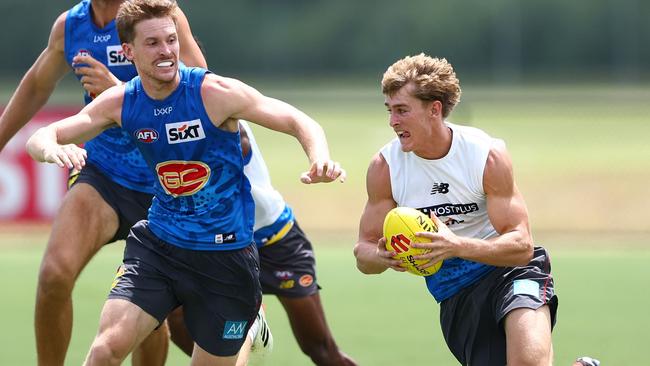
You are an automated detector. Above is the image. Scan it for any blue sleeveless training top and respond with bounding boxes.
[121,67,255,250]
[64,0,154,192]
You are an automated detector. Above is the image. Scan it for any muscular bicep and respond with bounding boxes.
[201,75,301,133]
[484,142,531,237]
[358,153,397,243]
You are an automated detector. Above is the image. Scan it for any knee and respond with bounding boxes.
[37,257,77,297]
[299,338,337,365]
[508,344,552,366]
[86,337,129,366]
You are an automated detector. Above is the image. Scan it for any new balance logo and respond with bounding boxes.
[430,183,450,195]
[389,234,411,254]
[165,119,206,144]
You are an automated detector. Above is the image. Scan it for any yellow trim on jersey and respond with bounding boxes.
[264,220,294,246]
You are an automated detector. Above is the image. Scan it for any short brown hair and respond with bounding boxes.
[116,0,178,43]
[382,54,461,118]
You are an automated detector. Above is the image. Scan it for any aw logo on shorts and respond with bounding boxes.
[165,119,206,144]
[106,45,132,66]
[156,160,211,197]
[223,321,248,340]
[389,234,411,254]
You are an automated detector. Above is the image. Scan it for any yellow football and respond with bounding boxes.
[383,207,443,276]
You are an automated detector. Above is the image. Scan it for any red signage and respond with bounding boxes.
[0,107,79,222]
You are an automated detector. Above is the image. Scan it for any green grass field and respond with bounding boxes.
[1,84,649,365]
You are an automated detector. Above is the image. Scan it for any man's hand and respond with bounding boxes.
[42,144,87,171]
[376,237,406,272]
[300,160,346,184]
[411,214,460,270]
[73,54,121,97]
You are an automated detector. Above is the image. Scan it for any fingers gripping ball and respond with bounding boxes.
[383,207,443,276]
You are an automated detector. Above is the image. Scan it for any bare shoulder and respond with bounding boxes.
[484,138,515,194]
[366,152,392,199]
[201,74,251,97]
[49,11,69,52]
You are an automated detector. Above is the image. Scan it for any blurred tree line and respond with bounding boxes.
[0,0,647,83]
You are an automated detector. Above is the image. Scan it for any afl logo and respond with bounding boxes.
[156,160,211,197]
[134,128,159,143]
[76,49,91,57]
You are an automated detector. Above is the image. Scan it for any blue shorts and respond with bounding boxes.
[109,221,262,356]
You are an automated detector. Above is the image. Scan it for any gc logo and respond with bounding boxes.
[156,160,210,197]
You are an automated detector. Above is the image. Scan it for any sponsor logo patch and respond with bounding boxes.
[430,182,450,195]
[154,106,173,116]
[214,232,237,244]
[274,271,294,280]
[111,265,126,289]
[94,34,111,43]
[418,203,480,218]
[106,45,131,66]
[279,280,295,289]
[223,321,248,340]
[165,119,206,144]
[389,234,411,254]
[134,128,159,143]
[299,274,314,287]
[156,160,210,197]
[513,279,540,299]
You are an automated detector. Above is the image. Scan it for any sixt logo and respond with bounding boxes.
[156,160,210,197]
[134,128,159,143]
[389,234,411,254]
[106,45,131,66]
[166,119,206,144]
[154,106,173,116]
[94,34,111,43]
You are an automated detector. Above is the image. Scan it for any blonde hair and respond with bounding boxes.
[382,53,461,118]
[116,0,178,43]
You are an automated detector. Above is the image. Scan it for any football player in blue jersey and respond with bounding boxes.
[0,1,205,365]
[26,0,345,365]
[166,121,358,366]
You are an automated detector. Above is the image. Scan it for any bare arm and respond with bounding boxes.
[26,85,124,170]
[353,153,403,274]
[201,74,345,184]
[412,141,534,268]
[174,7,207,68]
[0,12,70,151]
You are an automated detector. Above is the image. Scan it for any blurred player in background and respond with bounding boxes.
[354,54,560,365]
[26,0,346,363]
[167,121,357,366]
[0,0,205,364]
